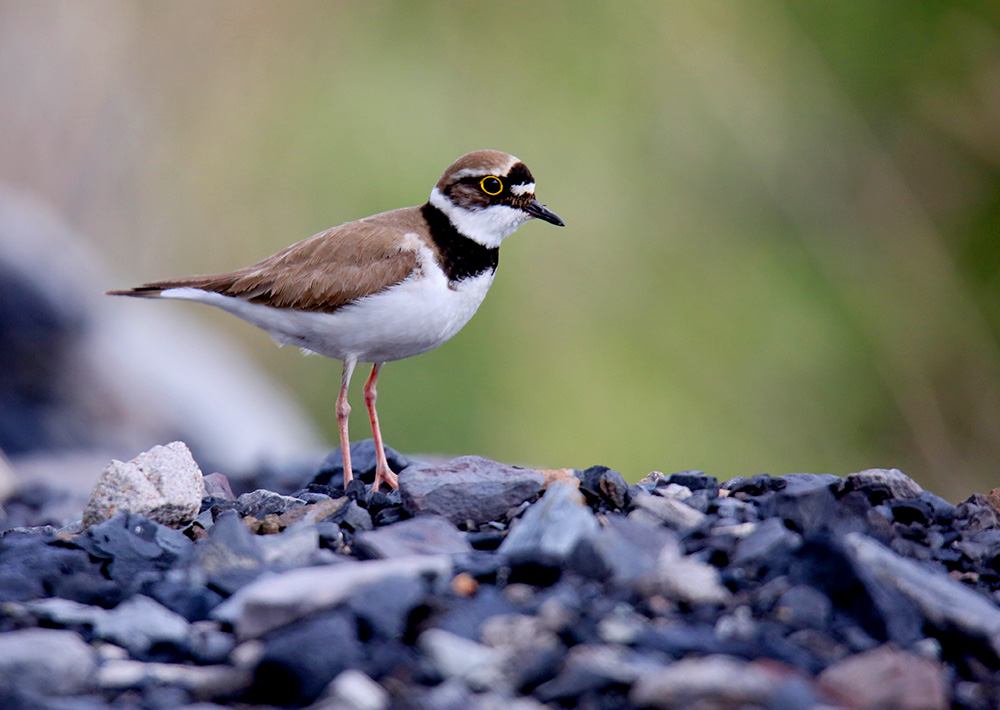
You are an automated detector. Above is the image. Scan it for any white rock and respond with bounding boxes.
[418,628,503,692]
[326,669,390,710]
[83,441,205,529]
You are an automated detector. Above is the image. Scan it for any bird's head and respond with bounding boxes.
[429,150,564,248]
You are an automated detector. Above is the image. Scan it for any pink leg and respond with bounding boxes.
[337,358,357,487]
[363,363,399,490]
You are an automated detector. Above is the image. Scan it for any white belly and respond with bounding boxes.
[159,269,495,364]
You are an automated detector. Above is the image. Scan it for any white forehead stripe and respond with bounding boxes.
[449,155,520,181]
[510,182,535,196]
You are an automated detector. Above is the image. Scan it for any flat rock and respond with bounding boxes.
[83,442,205,529]
[841,531,1000,657]
[498,482,599,567]
[818,643,948,710]
[0,627,96,696]
[92,594,192,658]
[400,456,545,526]
[353,515,471,559]
[212,554,452,639]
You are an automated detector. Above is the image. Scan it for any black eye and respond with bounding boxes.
[479,176,503,196]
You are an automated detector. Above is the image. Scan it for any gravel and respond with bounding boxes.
[2,439,1000,708]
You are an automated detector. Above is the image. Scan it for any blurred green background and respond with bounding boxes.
[2,1,999,499]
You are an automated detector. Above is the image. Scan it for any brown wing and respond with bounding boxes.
[109,207,425,313]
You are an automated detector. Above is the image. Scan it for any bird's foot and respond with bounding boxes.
[372,466,399,491]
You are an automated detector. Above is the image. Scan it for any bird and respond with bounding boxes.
[107,150,564,491]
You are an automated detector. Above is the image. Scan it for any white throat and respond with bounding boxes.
[429,187,532,249]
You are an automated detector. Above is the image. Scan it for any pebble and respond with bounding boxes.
[353,514,471,559]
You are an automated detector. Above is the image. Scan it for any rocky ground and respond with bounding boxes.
[1,441,1000,710]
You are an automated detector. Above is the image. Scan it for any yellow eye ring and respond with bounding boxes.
[480,176,503,196]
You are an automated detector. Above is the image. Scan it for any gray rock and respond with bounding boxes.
[841,532,1000,657]
[186,509,263,577]
[99,658,251,699]
[83,441,205,529]
[202,472,235,501]
[651,542,730,606]
[499,482,599,566]
[840,468,923,500]
[236,489,307,518]
[0,628,96,696]
[731,517,802,566]
[353,515,471,559]
[92,595,191,657]
[212,554,452,639]
[336,499,373,532]
[256,521,320,567]
[400,456,545,526]
[570,514,679,586]
[535,644,665,702]
[629,491,706,532]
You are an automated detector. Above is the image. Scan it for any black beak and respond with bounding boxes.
[525,199,565,227]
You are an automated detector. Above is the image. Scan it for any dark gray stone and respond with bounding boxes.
[353,515,471,559]
[498,482,599,567]
[576,466,629,510]
[250,612,361,706]
[312,438,413,488]
[400,456,545,526]
[80,512,191,589]
[842,531,1000,658]
[334,499,373,532]
[348,574,429,639]
[184,510,264,595]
